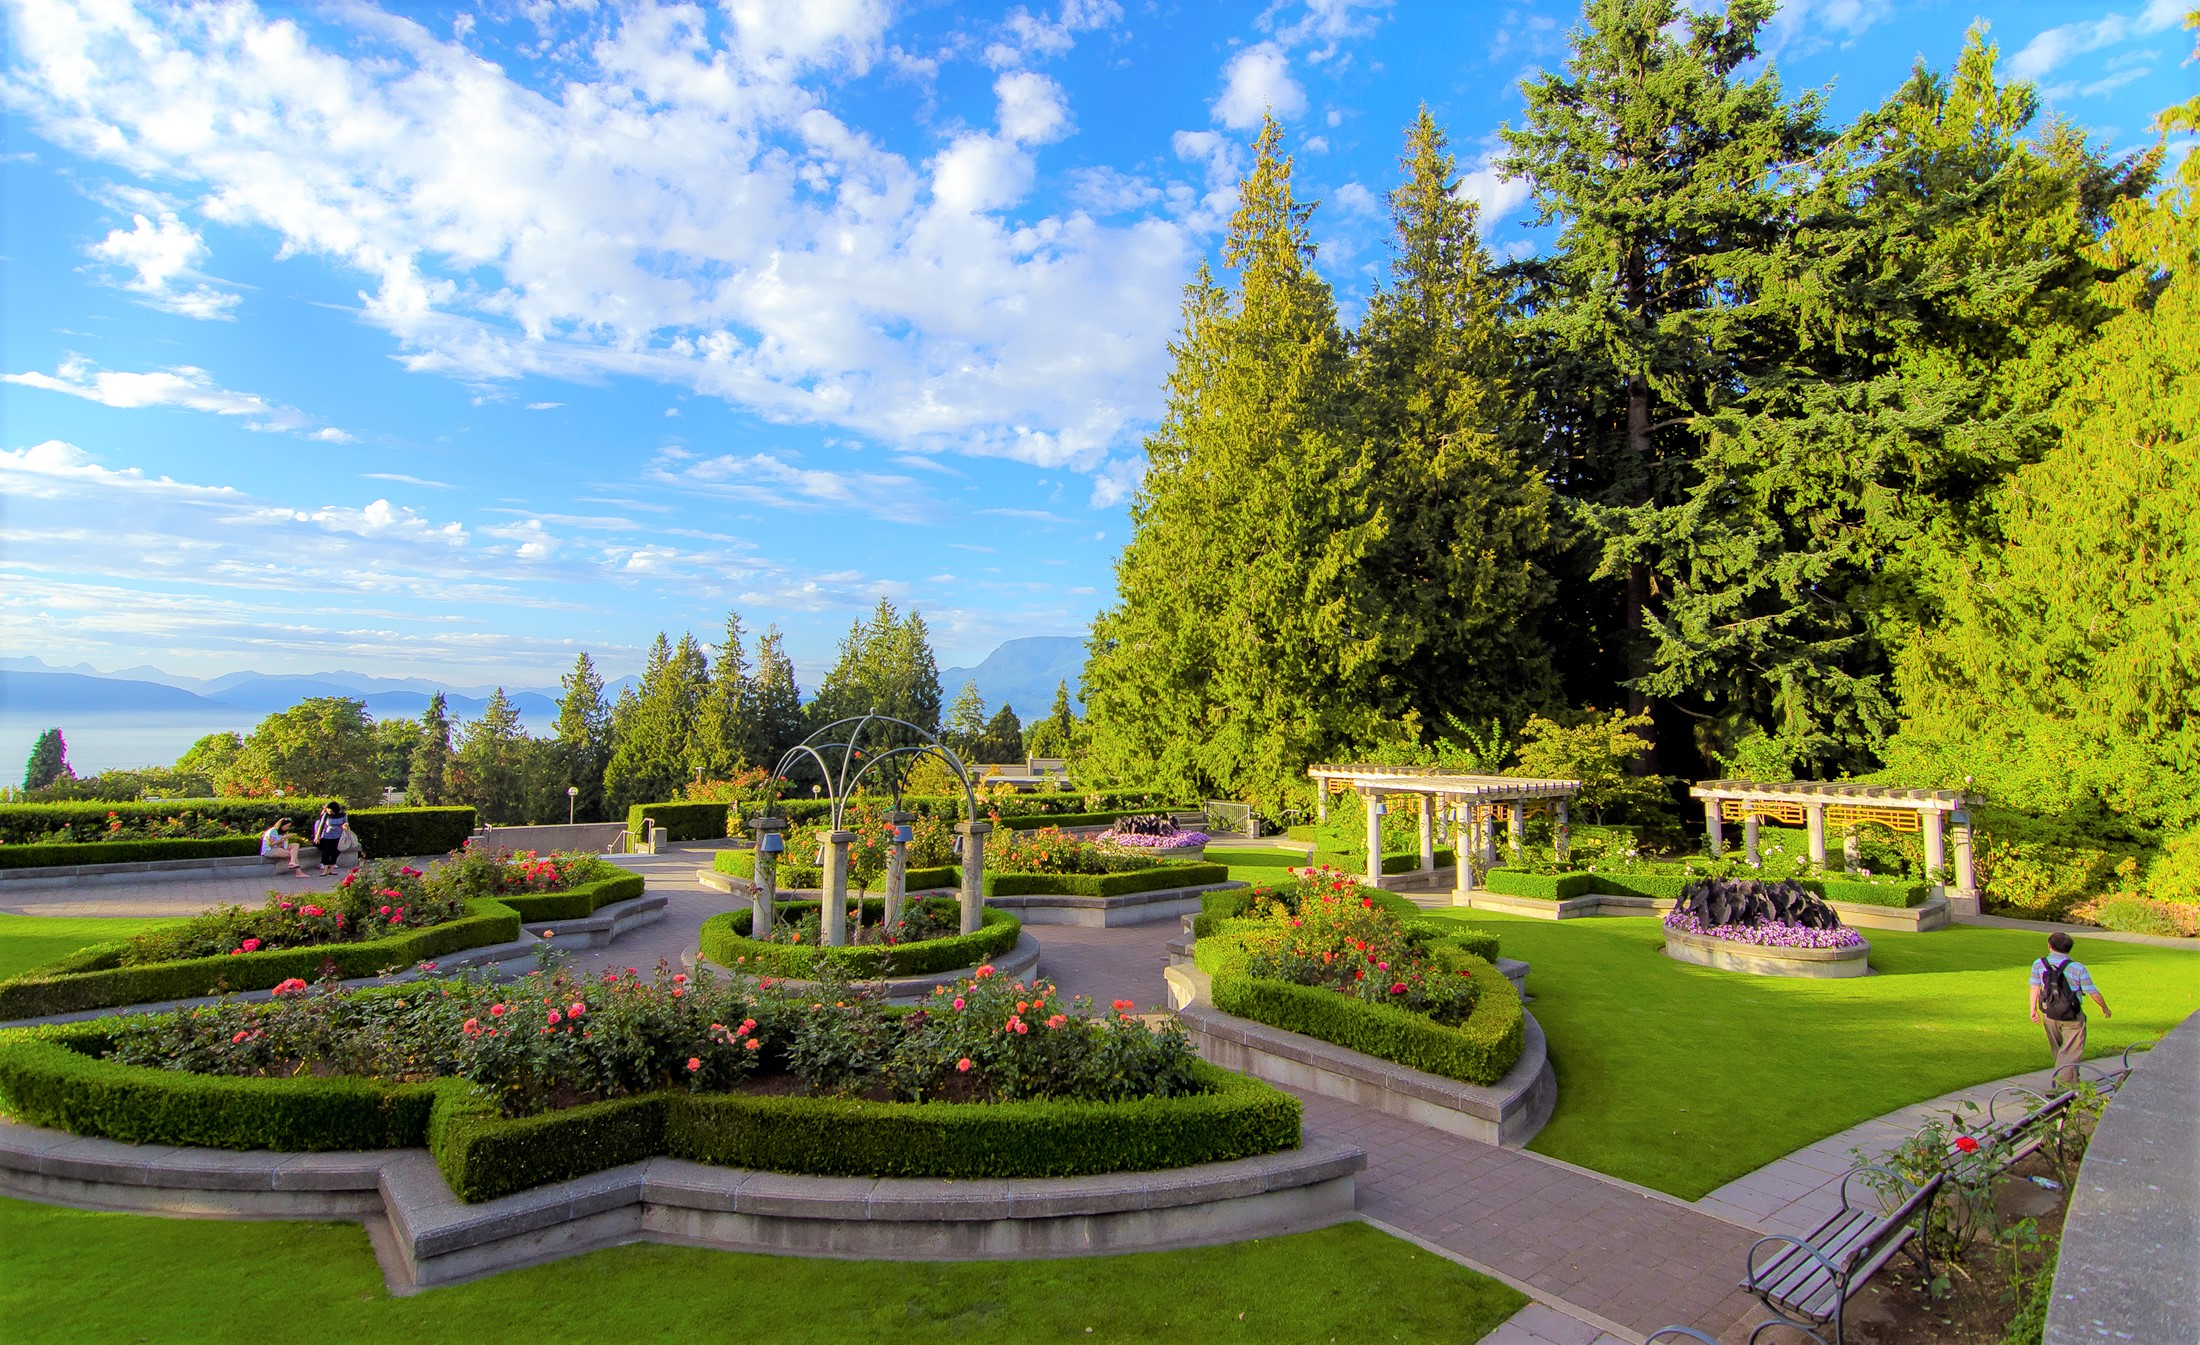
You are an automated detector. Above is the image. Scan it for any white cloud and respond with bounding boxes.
[0,440,240,500]
[1213,43,1306,129]
[995,71,1072,144]
[524,401,564,411]
[4,357,353,440]
[83,209,239,319]
[659,450,938,523]
[362,472,454,489]
[6,1,1192,479]
[984,1,1123,69]
[1332,182,1379,217]
[1760,0,1896,58]
[1265,0,1391,61]
[2009,0,2185,80]
[1455,153,1531,238]
[1068,166,1162,214]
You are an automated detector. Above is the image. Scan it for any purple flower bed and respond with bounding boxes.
[1101,829,1210,850]
[1664,910,1865,950]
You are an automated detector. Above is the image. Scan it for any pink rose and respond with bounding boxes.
[687,1057,702,1072]
[744,1038,760,1051]
[568,1002,586,1017]
[241,938,261,952]
[957,1058,973,1073]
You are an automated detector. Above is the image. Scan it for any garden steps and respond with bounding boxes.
[0,1116,1366,1292]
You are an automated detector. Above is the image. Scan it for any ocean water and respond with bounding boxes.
[0,709,549,780]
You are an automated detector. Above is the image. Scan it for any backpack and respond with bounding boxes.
[2039,957,2083,1022]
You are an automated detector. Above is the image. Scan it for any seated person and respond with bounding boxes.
[261,817,304,875]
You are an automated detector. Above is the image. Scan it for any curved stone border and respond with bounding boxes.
[987,881,1244,928]
[1662,927,1869,978]
[2046,1007,2200,1345]
[1161,965,1556,1148]
[0,1116,1363,1291]
[688,931,1043,1002]
[0,894,669,1030]
[1459,887,1949,932]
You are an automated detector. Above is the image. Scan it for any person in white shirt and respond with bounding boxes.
[260,817,303,875]
[2029,931,2111,1087]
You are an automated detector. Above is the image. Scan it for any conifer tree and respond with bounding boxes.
[1499,0,1827,766]
[746,626,807,771]
[982,704,1024,764]
[811,599,943,736]
[1024,680,1080,760]
[22,729,70,790]
[1084,116,1377,807]
[407,693,453,805]
[449,688,528,824]
[944,681,988,757]
[554,652,611,821]
[1354,107,1556,732]
[603,632,709,809]
[697,609,753,774]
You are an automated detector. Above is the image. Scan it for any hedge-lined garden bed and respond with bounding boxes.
[495,872,647,922]
[710,851,1226,900]
[0,804,477,864]
[1191,867,1523,1086]
[0,960,1301,1203]
[1484,867,1926,908]
[758,790,1189,828]
[711,849,958,892]
[697,901,1022,978]
[624,801,730,842]
[0,837,262,870]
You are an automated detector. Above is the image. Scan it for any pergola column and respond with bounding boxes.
[1922,810,1946,892]
[1744,813,1761,867]
[1417,795,1435,874]
[883,810,913,933]
[748,816,784,939]
[821,829,856,946]
[1363,792,1385,886]
[1554,799,1571,866]
[1479,809,1498,869]
[1453,804,1476,903]
[955,821,993,935]
[1316,784,1328,824]
[1806,803,1827,867]
[1705,800,1725,857]
[1951,810,1977,915]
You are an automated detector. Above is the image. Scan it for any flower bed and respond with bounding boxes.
[0,958,1299,1201]
[698,900,1022,979]
[1096,814,1210,853]
[1193,868,1522,1085]
[1486,866,1926,909]
[1660,878,1871,977]
[1661,910,1865,949]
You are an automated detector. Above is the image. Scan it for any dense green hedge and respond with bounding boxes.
[0,1030,1299,1204]
[1813,877,1928,908]
[758,790,1190,827]
[696,901,1021,979]
[625,801,730,843]
[495,872,648,922]
[1205,949,1525,1086]
[0,899,523,1021]
[1307,848,1460,875]
[986,861,1228,898]
[710,850,957,892]
[1189,883,1425,939]
[347,807,478,856]
[0,798,290,844]
[1484,869,1599,901]
[0,837,262,869]
[0,1028,440,1151]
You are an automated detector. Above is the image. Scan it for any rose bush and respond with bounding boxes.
[1229,867,1479,1024]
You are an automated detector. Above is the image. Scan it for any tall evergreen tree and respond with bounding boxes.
[1024,680,1080,760]
[407,693,453,805]
[22,729,70,790]
[1354,107,1557,732]
[943,681,989,758]
[1499,0,1827,769]
[603,632,710,809]
[982,704,1025,764]
[448,688,528,824]
[747,625,807,772]
[697,609,753,774]
[1084,117,1377,807]
[810,599,943,735]
[553,652,611,822]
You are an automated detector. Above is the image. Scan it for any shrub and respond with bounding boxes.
[698,902,1021,979]
[1484,869,1598,901]
[1811,877,1927,908]
[495,871,647,922]
[346,807,477,857]
[625,800,730,843]
[985,862,1228,898]
[0,838,261,870]
[2075,894,2198,938]
[710,849,962,894]
[0,799,287,845]
[0,899,522,1020]
[1210,957,1524,1086]
[757,790,1189,828]
[1191,880,1425,939]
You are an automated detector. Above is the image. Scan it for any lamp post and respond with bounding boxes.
[566,785,578,825]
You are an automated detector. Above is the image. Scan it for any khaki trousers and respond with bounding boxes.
[2042,1014,2087,1087]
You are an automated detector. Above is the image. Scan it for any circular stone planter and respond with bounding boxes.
[1662,926,1870,978]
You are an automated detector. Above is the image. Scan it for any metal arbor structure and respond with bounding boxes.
[746,713,994,946]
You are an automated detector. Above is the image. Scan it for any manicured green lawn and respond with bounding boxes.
[1420,911,2200,1199]
[0,1198,1523,1344]
[1217,847,1309,886]
[0,913,178,980]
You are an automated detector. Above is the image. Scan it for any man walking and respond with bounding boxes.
[2030,932,2111,1087]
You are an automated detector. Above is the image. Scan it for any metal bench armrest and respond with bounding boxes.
[1838,1163,1914,1213]
[1746,1233,1845,1291]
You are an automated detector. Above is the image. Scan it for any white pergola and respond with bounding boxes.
[1307,764,1582,895]
[1688,779,1976,910]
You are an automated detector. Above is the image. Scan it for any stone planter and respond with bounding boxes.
[1662,926,1870,978]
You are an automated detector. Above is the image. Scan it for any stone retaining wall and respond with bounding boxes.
[0,1117,1364,1291]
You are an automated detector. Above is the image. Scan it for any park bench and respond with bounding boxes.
[1646,1326,1829,1344]
[1742,1164,1944,1345]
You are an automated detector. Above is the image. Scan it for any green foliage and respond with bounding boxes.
[807,597,943,739]
[0,838,260,869]
[406,693,453,806]
[446,688,528,824]
[493,872,646,922]
[746,625,808,769]
[222,697,382,802]
[552,653,611,823]
[984,862,1227,898]
[1509,710,1673,826]
[1205,948,1524,1086]
[177,732,242,780]
[22,729,70,791]
[696,609,753,777]
[2148,826,2200,905]
[698,902,1021,979]
[0,801,472,855]
[624,799,728,843]
[1485,869,1598,901]
[604,632,710,813]
[1022,680,1082,761]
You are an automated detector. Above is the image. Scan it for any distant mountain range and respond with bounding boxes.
[937,636,1083,720]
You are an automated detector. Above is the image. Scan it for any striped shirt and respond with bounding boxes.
[2031,956,2096,998]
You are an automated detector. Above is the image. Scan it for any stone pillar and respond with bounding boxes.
[1508,802,1526,865]
[1806,803,1827,868]
[1705,800,1725,857]
[1364,794,1384,886]
[1951,810,1977,916]
[821,829,856,946]
[1555,799,1571,867]
[1417,795,1435,874]
[883,810,913,934]
[1453,807,1477,904]
[1922,810,1946,893]
[1480,810,1498,869]
[1843,830,1861,873]
[955,820,993,935]
[1744,813,1761,868]
[1316,785,1328,824]
[748,816,784,940]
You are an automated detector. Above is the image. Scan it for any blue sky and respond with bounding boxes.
[3,0,2192,690]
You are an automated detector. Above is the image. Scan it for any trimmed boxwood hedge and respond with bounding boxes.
[625,800,730,843]
[1485,867,1925,909]
[985,862,1228,898]
[431,1059,1299,1202]
[346,807,477,857]
[0,1030,1300,1204]
[0,899,524,1021]
[0,837,262,869]
[1814,877,1928,908]
[1201,941,1525,1086]
[494,871,647,922]
[696,901,1021,979]
[1484,869,1599,901]
[711,849,958,892]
